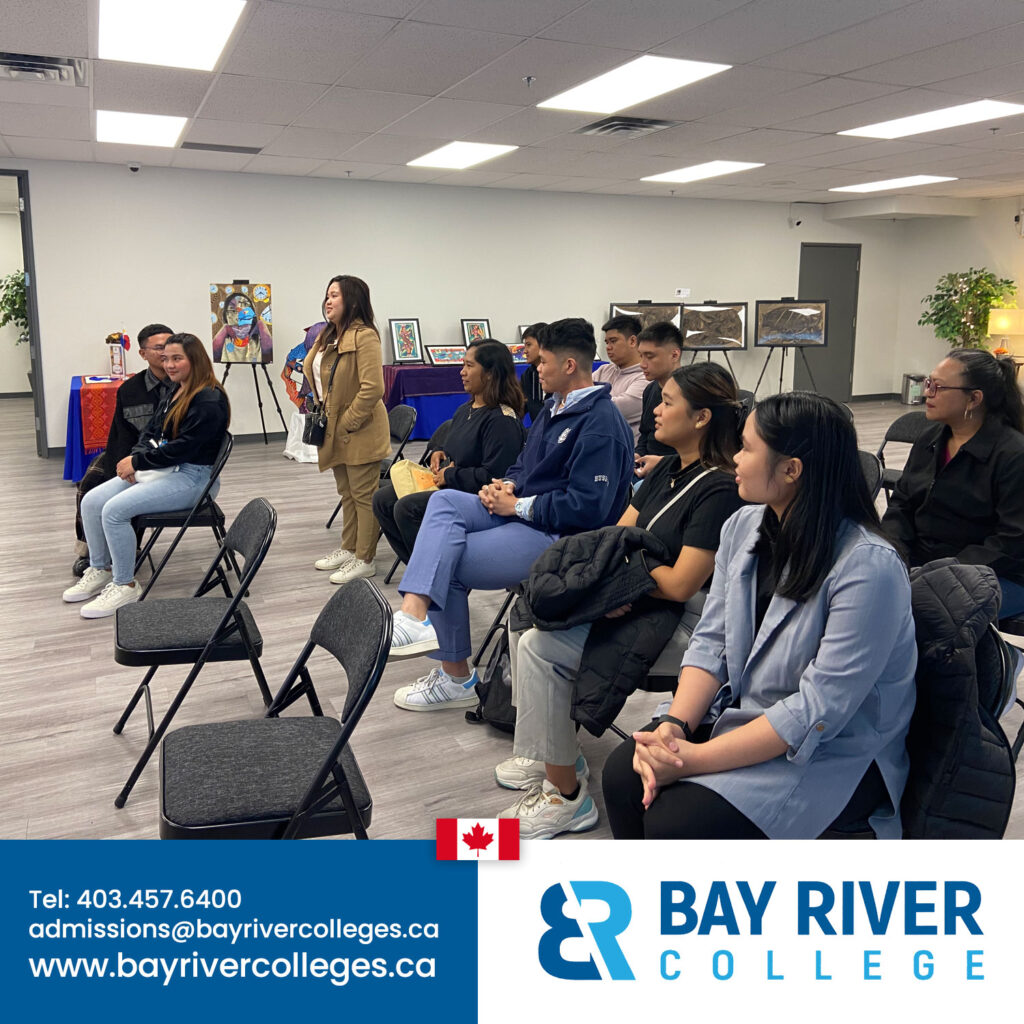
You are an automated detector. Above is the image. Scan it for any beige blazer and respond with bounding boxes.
[304,320,390,470]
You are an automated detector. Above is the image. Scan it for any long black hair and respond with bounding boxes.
[320,275,377,347]
[669,362,742,471]
[946,348,1024,432]
[469,340,526,417]
[753,391,881,602]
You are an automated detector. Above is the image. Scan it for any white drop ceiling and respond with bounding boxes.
[2,0,1024,204]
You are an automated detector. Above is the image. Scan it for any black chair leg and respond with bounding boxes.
[113,666,159,735]
[134,526,163,575]
[384,556,402,584]
[325,498,343,529]
[472,591,515,667]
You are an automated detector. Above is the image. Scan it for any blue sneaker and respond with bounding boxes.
[394,666,479,711]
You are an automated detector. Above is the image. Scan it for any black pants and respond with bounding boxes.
[75,454,113,544]
[372,484,433,565]
[602,737,767,839]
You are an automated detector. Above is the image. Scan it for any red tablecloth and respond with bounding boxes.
[80,377,125,451]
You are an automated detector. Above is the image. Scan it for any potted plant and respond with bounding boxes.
[918,267,1017,349]
[0,268,29,345]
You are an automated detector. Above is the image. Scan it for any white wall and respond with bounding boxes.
[895,198,1024,375]
[0,212,31,394]
[0,157,919,443]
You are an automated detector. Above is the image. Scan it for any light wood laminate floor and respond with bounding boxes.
[0,397,1020,840]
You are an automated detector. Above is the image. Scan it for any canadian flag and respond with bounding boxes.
[436,818,519,861]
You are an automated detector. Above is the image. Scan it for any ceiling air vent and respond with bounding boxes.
[181,142,263,155]
[0,51,87,87]
[574,115,681,139]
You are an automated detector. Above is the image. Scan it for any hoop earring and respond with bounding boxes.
[964,407,973,422]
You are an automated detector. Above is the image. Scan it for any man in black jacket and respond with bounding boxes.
[519,322,548,423]
[634,321,682,477]
[71,323,174,575]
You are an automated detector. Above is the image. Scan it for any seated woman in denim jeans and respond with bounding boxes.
[64,333,230,619]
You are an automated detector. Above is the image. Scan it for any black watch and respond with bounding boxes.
[653,714,694,742]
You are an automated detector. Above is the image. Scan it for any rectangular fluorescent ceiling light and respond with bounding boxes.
[96,110,187,147]
[407,142,517,169]
[538,55,730,115]
[642,160,764,184]
[99,0,246,71]
[839,99,1024,139]
[829,174,957,193]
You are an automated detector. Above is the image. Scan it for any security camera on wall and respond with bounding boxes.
[127,162,141,174]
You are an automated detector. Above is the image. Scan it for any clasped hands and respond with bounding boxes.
[632,721,692,809]
[116,455,136,484]
[478,477,517,516]
[428,450,449,488]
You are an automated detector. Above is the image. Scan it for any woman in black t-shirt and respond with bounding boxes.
[373,341,526,565]
[493,363,745,840]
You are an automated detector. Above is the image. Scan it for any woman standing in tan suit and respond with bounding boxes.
[306,275,391,583]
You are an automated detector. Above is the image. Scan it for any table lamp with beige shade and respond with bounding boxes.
[987,308,1024,378]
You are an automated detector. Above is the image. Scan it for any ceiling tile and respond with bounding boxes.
[170,149,254,172]
[428,168,520,187]
[295,88,430,132]
[463,107,594,146]
[0,135,11,157]
[343,133,449,162]
[0,0,89,59]
[922,61,1024,100]
[654,0,918,65]
[310,160,404,179]
[199,76,327,124]
[336,22,521,94]
[382,97,524,138]
[0,103,90,140]
[774,87,974,133]
[412,0,584,35]
[272,0,420,13]
[537,176,623,191]
[477,146,593,175]
[184,119,283,149]
[443,37,638,106]
[369,166,447,183]
[3,136,92,161]
[756,0,1024,76]
[93,63,213,118]
[0,80,89,109]
[92,142,176,167]
[242,154,325,175]
[223,2,398,85]
[261,126,369,158]
[593,121,751,159]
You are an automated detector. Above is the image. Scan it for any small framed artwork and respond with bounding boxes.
[681,302,748,350]
[426,345,467,366]
[461,318,491,345]
[506,342,528,364]
[388,318,423,364]
[518,324,533,340]
[608,302,682,331]
[755,300,828,347]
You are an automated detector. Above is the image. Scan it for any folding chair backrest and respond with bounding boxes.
[222,497,277,587]
[421,419,452,465]
[310,579,393,722]
[388,403,418,448]
[857,449,882,500]
[876,410,929,460]
[209,431,233,486]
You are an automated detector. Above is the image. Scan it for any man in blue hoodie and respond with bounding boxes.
[389,317,635,711]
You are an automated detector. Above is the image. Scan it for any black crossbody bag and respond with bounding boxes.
[303,346,342,447]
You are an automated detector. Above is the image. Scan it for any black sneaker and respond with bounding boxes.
[72,555,90,578]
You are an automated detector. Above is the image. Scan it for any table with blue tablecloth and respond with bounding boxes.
[63,375,125,482]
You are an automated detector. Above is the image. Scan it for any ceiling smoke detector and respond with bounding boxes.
[573,115,681,139]
[0,51,88,87]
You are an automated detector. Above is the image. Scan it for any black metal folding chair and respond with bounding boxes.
[325,404,417,529]
[111,497,277,807]
[158,579,392,839]
[134,432,236,596]
[875,410,929,502]
[858,449,883,501]
[382,418,453,584]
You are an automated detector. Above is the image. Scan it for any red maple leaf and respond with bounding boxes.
[461,822,494,857]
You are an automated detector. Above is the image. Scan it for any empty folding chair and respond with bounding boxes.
[111,497,277,807]
[876,410,929,502]
[158,579,392,839]
[134,431,237,596]
[325,404,417,529]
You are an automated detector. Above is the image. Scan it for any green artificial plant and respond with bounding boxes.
[0,269,29,345]
[918,267,1017,349]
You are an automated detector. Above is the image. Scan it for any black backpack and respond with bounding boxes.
[465,622,515,734]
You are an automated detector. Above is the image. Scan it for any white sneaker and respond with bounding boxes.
[498,779,599,840]
[62,567,112,603]
[389,610,439,657]
[495,752,589,791]
[80,581,141,619]
[394,666,479,711]
[315,548,355,572]
[329,559,376,584]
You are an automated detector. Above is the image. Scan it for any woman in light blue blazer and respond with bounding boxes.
[602,392,918,839]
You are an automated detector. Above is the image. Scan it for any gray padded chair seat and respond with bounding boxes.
[114,598,263,667]
[160,718,371,839]
[136,501,225,529]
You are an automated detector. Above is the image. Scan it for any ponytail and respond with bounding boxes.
[947,349,1024,432]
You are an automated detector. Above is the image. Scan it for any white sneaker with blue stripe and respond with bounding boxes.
[498,779,599,840]
[393,666,479,711]
[389,610,439,658]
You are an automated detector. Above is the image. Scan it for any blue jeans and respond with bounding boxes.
[998,577,1024,618]
[398,489,558,662]
[80,464,216,584]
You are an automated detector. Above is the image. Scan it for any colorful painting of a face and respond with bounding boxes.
[389,318,423,363]
[210,282,274,364]
[461,319,490,346]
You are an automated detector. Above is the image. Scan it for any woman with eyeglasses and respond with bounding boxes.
[882,349,1024,616]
